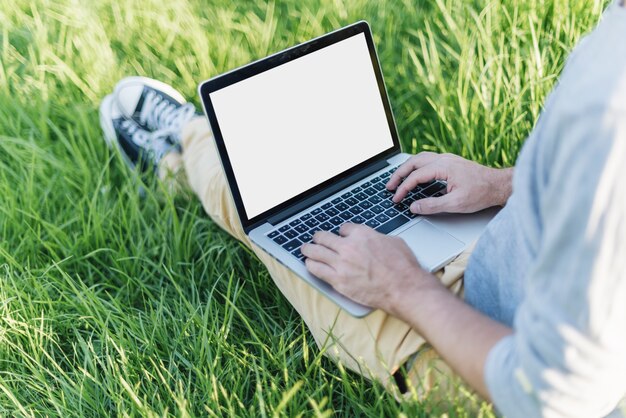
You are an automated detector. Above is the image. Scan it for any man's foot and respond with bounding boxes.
[99,94,178,171]
[113,76,196,144]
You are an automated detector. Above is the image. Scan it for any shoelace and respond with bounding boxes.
[139,90,196,143]
[120,119,173,164]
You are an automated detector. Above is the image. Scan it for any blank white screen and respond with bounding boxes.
[210,33,394,219]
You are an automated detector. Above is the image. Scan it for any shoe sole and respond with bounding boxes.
[113,76,186,119]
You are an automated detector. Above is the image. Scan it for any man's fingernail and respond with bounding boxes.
[411,202,421,213]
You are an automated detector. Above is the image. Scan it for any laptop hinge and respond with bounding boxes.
[266,159,391,227]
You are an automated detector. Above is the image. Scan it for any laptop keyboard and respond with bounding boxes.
[266,166,447,263]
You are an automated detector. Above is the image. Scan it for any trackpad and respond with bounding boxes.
[396,220,465,272]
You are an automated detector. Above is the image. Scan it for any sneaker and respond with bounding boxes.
[99,94,178,171]
[113,76,196,144]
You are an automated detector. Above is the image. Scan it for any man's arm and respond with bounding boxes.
[386,152,513,214]
[301,224,511,400]
[387,268,511,400]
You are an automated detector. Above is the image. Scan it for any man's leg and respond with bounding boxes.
[177,116,470,395]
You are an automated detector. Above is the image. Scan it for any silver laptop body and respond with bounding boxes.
[198,21,496,317]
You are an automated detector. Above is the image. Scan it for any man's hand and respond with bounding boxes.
[386,152,513,215]
[300,223,438,313]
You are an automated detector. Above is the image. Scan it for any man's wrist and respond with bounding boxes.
[386,269,445,324]
[488,167,513,207]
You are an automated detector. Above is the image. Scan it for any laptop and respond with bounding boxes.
[198,21,497,317]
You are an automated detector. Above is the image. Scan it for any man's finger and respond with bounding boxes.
[305,258,336,282]
[386,152,439,190]
[338,222,366,237]
[311,230,342,251]
[301,242,338,264]
[392,164,441,203]
[410,193,456,215]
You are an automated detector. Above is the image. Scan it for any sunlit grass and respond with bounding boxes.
[0,0,607,415]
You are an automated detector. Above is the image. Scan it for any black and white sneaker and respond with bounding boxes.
[113,76,196,144]
[99,94,178,171]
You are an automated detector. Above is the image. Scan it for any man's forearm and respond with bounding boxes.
[388,274,512,400]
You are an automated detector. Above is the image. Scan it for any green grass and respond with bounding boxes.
[0,0,608,416]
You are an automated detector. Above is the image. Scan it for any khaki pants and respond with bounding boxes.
[162,117,470,398]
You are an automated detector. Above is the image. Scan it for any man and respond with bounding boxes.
[100,1,626,415]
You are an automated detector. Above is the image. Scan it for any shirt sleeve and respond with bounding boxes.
[485,108,626,418]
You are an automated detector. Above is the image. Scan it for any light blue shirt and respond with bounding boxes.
[464,2,626,416]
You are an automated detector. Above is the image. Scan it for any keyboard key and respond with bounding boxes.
[319,222,334,230]
[295,224,308,234]
[335,202,349,211]
[376,215,411,234]
[268,230,279,238]
[331,197,342,205]
[321,202,333,210]
[326,207,339,216]
[349,206,364,215]
[291,248,305,260]
[364,187,377,196]
[312,208,323,215]
[329,216,344,226]
[361,210,375,219]
[361,181,371,188]
[345,197,358,206]
[301,213,312,221]
[284,229,298,239]
[330,227,341,235]
[384,208,399,218]
[378,190,393,199]
[339,211,353,220]
[351,216,366,224]
[396,202,408,211]
[273,235,288,245]
[433,191,444,197]
[299,233,313,243]
[305,218,319,228]
[373,183,385,191]
[368,195,383,204]
[365,219,381,228]
[421,181,446,196]
[371,205,385,214]
[352,186,362,193]
[354,192,368,200]
[375,214,390,223]
[358,201,373,209]
[309,227,321,235]
[315,213,330,222]
[289,219,301,227]
[283,239,302,252]
[380,200,393,208]
[341,192,352,199]
[279,225,290,233]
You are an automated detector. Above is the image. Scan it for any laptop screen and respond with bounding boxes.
[209,32,395,219]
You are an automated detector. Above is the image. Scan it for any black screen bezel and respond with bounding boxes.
[198,21,401,232]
